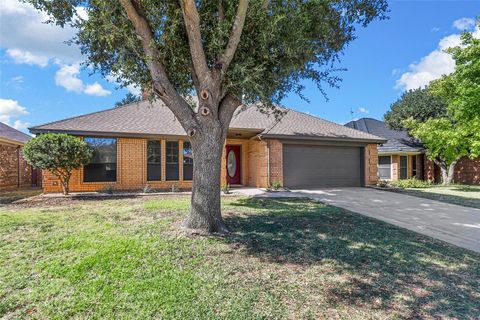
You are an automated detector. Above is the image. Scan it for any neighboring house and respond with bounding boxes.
[345,118,424,181]
[346,118,480,185]
[0,122,40,189]
[29,101,386,193]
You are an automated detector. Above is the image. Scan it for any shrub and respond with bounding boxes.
[270,180,282,191]
[23,133,92,195]
[390,178,432,189]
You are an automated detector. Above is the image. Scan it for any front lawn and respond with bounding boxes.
[1,196,479,319]
[396,185,480,209]
[0,188,42,204]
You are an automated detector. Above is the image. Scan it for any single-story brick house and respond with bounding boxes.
[0,122,41,189]
[29,101,386,193]
[346,118,479,184]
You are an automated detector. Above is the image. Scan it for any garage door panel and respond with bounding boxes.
[283,145,362,188]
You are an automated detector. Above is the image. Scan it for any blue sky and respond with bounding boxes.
[0,0,479,134]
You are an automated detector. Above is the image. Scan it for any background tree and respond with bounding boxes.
[384,87,447,130]
[115,93,142,107]
[23,134,92,195]
[27,0,388,233]
[405,22,480,185]
[429,24,480,158]
[404,118,469,185]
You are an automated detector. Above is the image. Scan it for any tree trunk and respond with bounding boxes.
[437,159,458,186]
[61,179,69,195]
[184,122,229,234]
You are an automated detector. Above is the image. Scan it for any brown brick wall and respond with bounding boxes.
[247,140,269,188]
[454,157,480,185]
[423,156,479,185]
[43,137,194,193]
[268,140,283,186]
[364,144,378,185]
[0,142,33,189]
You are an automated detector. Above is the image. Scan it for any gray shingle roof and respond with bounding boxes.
[0,122,32,144]
[30,100,386,143]
[345,118,424,153]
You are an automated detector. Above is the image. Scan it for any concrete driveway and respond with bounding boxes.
[237,187,480,253]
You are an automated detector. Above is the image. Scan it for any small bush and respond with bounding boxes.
[270,180,282,191]
[390,178,432,189]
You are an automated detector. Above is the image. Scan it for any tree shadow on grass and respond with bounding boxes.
[223,197,480,318]
[394,188,480,209]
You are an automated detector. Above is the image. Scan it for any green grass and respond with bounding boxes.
[397,185,480,209]
[1,196,479,319]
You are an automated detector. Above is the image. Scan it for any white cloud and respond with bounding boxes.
[395,22,479,91]
[453,18,475,31]
[10,119,30,130]
[55,64,85,92]
[0,0,84,65]
[55,64,111,96]
[358,107,369,114]
[84,82,111,96]
[6,48,49,67]
[106,74,142,96]
[0,98,29,124]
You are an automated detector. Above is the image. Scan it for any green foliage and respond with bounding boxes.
[384,87,447,130]
[25,0,388,105]
[403,22,480,174]
[270,180,282,191]
[115,93,141,107]
[389,178,432,189]
[23,133,92,194]
[429,22,480,158]
[23,133,92,173]
[404,117,469,166]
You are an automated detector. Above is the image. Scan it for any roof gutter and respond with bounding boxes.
[261,134,387,144]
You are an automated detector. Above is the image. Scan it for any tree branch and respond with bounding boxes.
[120,0,197,132]
[218,93,242,130]
[180,0,211,84]
[217,0,249,72]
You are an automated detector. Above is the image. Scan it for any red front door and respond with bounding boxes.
[225,145,241,185]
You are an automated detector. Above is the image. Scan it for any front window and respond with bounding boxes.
[378,156,391,180]
[400,156,408,179]
[166,141,179,181]
[147,140,161,181]
[84,137,117,182]
[183,141,193,181]
[412,155,417,178]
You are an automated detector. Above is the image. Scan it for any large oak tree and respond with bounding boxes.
[27,0,387,233]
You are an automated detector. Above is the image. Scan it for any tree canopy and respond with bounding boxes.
[28,0,388,106]
[429,25,480,158]
[23,133,92,194]
[384,87,447,130]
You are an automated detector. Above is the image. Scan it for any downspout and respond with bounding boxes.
[267,140,270,187]
[17,146,20,188]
